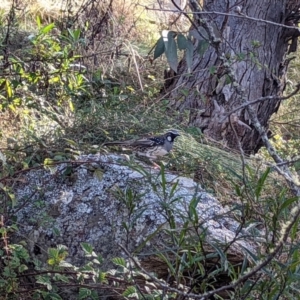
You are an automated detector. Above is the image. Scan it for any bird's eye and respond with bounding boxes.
[167,136,172,142]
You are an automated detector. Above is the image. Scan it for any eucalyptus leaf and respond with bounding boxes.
[165,31,178,72]
[197,39,210,57]
[190,27,209,40]
[177,33,187,50]
[153,36,165,59]
[186,39,194,73]
[211,23,222,39]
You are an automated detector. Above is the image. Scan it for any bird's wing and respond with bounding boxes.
[104,135,165,147]
[130,138,157,147]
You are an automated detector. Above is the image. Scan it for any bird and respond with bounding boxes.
[103,130,180,162]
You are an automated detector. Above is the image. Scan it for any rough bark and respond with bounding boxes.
[166,0,300,154]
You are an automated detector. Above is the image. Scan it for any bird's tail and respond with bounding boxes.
[103,141,131,146]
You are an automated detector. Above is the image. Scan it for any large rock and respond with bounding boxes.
[13,154,257,268]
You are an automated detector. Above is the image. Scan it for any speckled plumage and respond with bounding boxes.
[104,130,180,159]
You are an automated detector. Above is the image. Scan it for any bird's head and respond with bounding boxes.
[165,130,180,142]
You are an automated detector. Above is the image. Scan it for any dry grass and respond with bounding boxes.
[0,0,190,91]
[1,0,189,31]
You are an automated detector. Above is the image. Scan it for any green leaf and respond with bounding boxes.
[211,243,228,271]
[46,293,62,300]
[164,31,178,73]
[98,271,107,283]
[18,264,28,273]
[293,160,300,171]
[134,223,166,254]
[44,158,55,165]
[52,227,60,236]
[80,265,94,272]
[8,192,17,207]
[59,261,73,268]
[242,245,259,263]
[53,155,65,161]
[225,74,232,84]
[255,167,270,199]
[69,99,74,111]
[3,266,16,277]
[153,37,165,60]
[41,23,55,34]
[63,138,78,146]
[53,274,69,283]
[122,286,137,297]
[112,257,126,267]
[68,28,81,42]
[236,52,246,61]
[47,246,68,266]
[0,278,7,288]
[186,39,194,73]
[36,16,41,28]
[291,218,300,240]
[189,196,201,224]
[5,79,12,97]
[47,258,56,266]
[177,33,187,50]
[160,163,167,197]
[279,197,298,212]
[209,66,216,75]
[211,23,221,39]
[197,40,209,57]
[157,252,176,275]
[180,89,189,97]
[36,275,52,290]
[189,28,208,40]
[240,255,248,274]
[169,180,179,198]
[234,184,243,197]
[79,287,92,299]
[81,242,93,255]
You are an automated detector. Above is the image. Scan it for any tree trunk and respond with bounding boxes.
[166,0,300,154]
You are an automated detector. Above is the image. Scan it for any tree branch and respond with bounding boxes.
[221,83,300,122]
[142,6,300,31]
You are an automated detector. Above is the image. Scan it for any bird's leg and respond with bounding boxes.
[151,160,161,169]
